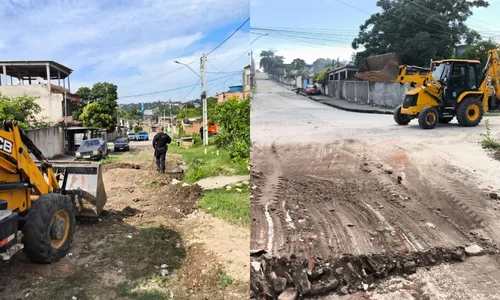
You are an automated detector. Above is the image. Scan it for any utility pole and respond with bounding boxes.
[200,53,208,146]
[169,98,173,133]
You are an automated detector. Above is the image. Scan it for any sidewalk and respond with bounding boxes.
[308,95,394,115]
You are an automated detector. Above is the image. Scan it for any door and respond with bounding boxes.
[444,63,467,106]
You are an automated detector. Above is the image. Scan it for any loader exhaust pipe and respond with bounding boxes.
[50,161,107,218]
[356,53,400,82]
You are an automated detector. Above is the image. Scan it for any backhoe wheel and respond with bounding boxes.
[439,117,453,124]
[456,97,484,127]
[418,107,439,129]
[22,193,75,264]
[393,105,411,125]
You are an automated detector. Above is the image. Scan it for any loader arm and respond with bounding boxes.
[476,49,500,111]
[0,121,60,197]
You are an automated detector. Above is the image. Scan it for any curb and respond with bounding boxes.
[308,96,394,115]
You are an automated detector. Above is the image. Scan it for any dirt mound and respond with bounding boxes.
[250,246,488,299]
[146,184,202,218]
[103,163,141,170]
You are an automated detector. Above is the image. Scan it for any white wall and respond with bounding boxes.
[0,85,63,122]
[25,126,64,159]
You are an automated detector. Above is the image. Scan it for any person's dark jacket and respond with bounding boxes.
[153,132,171,157]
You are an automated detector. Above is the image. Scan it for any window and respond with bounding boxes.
[468,65,477,90]
[449,64,466,86]
[329,74,334,80]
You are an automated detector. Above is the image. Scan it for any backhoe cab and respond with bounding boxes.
[357,50,500,129]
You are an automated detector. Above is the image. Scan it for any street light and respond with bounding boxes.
[174,61,201,79]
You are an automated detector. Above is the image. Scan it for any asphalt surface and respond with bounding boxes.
[250,73,500,300]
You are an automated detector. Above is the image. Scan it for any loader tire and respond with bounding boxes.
[22,193,75,264]
[418,106,439,129]
[456,97,484,127]
[393,105,411,125]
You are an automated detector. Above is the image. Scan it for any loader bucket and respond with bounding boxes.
[356,53,400,82]
[50,161,107,218]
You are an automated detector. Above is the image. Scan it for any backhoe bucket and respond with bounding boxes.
[356,53,400,82]
[50,161,107,218]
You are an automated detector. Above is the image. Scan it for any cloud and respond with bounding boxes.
[0,0,250,103]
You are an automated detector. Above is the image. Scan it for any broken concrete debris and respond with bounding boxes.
[465,244,484,256]
[250,245,488,299]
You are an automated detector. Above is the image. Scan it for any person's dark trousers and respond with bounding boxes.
[155,152,166,173]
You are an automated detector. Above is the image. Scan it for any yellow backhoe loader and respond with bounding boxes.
[0,120,107,263]
[357,50,500,129]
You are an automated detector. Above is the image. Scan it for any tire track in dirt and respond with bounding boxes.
[251,144,286,255]
[252,140,500,262]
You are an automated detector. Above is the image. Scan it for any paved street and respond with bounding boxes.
[250,73,500,299]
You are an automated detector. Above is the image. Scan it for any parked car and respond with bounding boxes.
[75,138,108,160]
[136,130,149,141]
[127,131,137,141]
[305,84,321,95]
[113,137,130,152]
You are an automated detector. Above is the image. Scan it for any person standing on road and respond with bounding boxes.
[152,126,171,174]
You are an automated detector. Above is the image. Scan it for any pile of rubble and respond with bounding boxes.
[250,245,487,299]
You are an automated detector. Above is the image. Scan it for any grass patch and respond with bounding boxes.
[216,269,234,288]
[485,111,500,117]
[106,226,186,279]
[198,185,250,227]
[168,144,249,183]
[116,276,170,300]
[480,119,500,149]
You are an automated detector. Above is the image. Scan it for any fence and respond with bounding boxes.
[25,126,64,159]
[326,80,410,108]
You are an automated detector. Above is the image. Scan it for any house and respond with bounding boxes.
[216,85,246,103]
[181,117,203,135]
[327,65,359,81]
[456,45,467,57]
[0,61,80,123]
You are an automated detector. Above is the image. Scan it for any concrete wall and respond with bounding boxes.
[243,67,251,91]
[327,80,410,108]
[25,126,64,159]
[0,85,63,122]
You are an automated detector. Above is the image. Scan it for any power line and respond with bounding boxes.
[119,72,239,99]
[207,59,223,73]
[206,17,250,56]
[182,79,201,100]
[121,59,198,89]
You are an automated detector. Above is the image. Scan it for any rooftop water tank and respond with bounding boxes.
[229,85,243,92]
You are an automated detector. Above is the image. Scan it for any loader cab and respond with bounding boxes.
[432,60,480,106]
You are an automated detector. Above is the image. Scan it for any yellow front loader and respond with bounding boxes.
[357,50,500,129]
[0,120,107,263]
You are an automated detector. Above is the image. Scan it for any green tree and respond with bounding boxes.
[259,50,285,76]
[74,82,118,131]
[313,67,335,86]
[79,102,115,131]
[176,108,201,119]
[210,96,250,160]
[207,96,218,119]
[291,58,308,71]
[352,0,488,67]
[0,94,43,129]
[461,40,499,70]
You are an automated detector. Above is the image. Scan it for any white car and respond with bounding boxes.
[127,131,137,141]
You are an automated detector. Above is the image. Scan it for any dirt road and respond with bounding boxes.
[251,73,500,299]
[0,146,249,300]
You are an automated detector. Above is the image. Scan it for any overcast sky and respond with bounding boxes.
[0,0,250,104]
[251,0,500,65]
